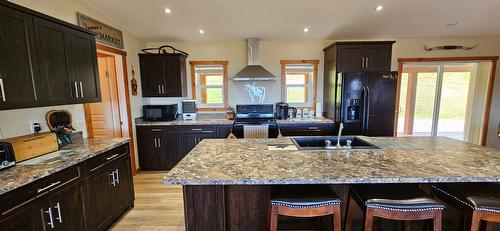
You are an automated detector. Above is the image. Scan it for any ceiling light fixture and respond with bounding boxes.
[199,29,205,34]
[375,5,384,12]
[303,27,309,33]
[447,21,459,26]
[164,8,172,14]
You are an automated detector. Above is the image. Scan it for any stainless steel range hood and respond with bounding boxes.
[231,38,276,81]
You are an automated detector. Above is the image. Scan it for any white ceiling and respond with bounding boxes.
[82,0,500,42]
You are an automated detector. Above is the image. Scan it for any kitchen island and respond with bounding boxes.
[163,136,500,230]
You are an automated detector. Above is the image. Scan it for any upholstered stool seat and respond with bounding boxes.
[432,183,500,230]
[346,184,444,231]
[269,185,342,231]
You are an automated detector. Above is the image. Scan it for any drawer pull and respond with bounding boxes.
[106,154,119,160]
[201,131,214,133]
[191,128,202,131]
[37,181,61,193]
[151,129,162,132]
[307,127,320,130]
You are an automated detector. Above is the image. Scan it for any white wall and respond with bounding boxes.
[148,37,500,148]
[2,0,146,168]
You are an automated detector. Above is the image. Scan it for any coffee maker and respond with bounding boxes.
[275,102,289,119]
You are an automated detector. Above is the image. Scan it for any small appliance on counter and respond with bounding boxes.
[289,107,297,118]
[275,102,289,119]
[143,104,178,121]
[0,142,15,171]
[182,100,197,121]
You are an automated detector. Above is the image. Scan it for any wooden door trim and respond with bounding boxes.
[395,56,499,146]
[189,60,229,111]
[90,44,138,175]
[280,60,319,111]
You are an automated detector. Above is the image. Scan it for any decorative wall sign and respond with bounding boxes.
[244,82,266,103]
[424,44,478,51]
[77,12,124,49]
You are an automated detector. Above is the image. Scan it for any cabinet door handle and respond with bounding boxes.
[106,154,119,160]
[79,82,84,98]
[110,171,116,187]
[158,138,161,148]
[365,57,369,68]
[161,85,165,94]
[54,202,63,224]
[37,181,61,193]
[45,207,55,229]
[114,169,120,184]
[0,77,5,102]
[158,85,161,94]
[154,138,158,148]
[361,58,365,69]
[74,82,79,98]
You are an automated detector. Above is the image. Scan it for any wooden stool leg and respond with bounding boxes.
[345,195,356,231]
[270,205,278,231]
[333,205,342,231]
[469,211,480,231]
[363,208,375,231]
[433,210,442,231]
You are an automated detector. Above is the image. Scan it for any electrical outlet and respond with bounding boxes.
[29,120,39,133]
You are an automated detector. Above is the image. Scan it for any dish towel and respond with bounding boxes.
[243,125,269,139]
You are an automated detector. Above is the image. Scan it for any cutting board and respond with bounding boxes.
[3,132,58,162]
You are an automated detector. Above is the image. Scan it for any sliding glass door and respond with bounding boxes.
[397,62,481,142]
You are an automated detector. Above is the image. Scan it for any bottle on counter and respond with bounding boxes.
[296,108,303,118]
[303,108,310,118]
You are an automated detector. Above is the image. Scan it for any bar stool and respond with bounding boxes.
[345,184,445,231]
[269,185,342,231]
[432,183,500,231]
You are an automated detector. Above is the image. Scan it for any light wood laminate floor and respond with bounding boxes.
[111,171,185,231]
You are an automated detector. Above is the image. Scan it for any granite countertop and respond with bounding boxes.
[0,138,129,196]
[135,117,333,126]
[163,137,500,185]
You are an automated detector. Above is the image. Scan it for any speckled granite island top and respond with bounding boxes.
[163,137,500,185]
[0,138,129,196]
[135,116,333,126]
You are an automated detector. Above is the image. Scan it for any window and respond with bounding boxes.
[189,61,228,111]
[280,60,319,108]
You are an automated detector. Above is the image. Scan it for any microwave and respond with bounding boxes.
[0,142,16,171]
[143,104,178,121]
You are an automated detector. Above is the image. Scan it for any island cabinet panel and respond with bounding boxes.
[0,1,100,110]
[216,125,233,138]
[183,186,226,231]
[47,181,87,231]
[225,186,271,231]
[0,6,41,110]
[0,200,46,231]
[85,166,114,230]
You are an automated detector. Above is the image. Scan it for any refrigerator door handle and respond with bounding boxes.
[365,86,371,133]
[361,86,367,133]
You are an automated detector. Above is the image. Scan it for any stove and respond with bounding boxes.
[232,104,279,138]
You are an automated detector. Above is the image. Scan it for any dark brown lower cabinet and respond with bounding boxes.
[0,201,45,231]
[85,153,134,230]
[0,143,133,231]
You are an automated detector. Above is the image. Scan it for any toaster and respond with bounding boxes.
[0,142,16,170]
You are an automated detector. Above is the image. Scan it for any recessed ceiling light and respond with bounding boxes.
[375,5,384,11]
[199,29,205,34]
[164,8,172,14]
[303,27,309,33]
[447,21,459,26]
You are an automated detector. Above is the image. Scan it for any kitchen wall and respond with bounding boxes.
[147,37,500,148]
[2,0,146,167]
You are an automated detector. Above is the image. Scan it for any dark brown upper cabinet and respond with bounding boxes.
[0,1,100,110]
[333,41,394,73]
[139,53,187,97]
[0,6,42,110]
